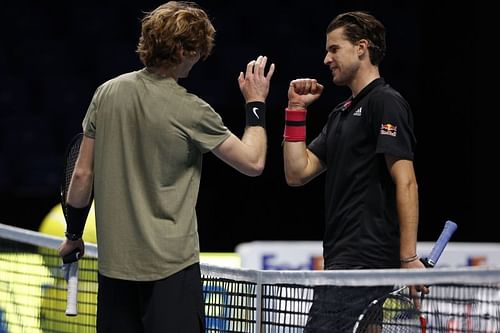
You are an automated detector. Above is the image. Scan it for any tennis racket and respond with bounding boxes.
[420,220,458,268]
[352,220,458,333]
[60,132,83,316]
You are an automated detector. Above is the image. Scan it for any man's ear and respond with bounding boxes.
[177,46,186,61]
[356,39,369,56]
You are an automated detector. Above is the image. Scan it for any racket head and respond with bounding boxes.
[61,133,83,218]
[353,291,423,333]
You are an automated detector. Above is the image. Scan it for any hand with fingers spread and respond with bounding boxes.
[238,55,275,103]
[210,54,275,175]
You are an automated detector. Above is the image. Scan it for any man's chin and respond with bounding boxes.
[332,76,344,86]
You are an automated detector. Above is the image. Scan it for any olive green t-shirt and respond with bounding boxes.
[83,68,231,280]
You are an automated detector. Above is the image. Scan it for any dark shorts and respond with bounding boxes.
[97,263,205,333]
[304,285,393,333]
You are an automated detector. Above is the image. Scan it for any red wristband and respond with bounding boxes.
[284,108,307,142]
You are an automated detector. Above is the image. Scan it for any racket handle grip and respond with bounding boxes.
[421,220,457,267]
[65,261,79,316]
[62,249,81,264]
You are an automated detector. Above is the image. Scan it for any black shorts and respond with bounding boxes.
[304,285,393,333]
[97,263,205,333]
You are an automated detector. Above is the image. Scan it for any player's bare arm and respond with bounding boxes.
[213,55,275,176]
[283,79,326,185]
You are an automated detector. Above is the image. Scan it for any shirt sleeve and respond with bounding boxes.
[372,91,416,160]
[308,124,328,164]
[82,86,103,139]
[190,102,231,153]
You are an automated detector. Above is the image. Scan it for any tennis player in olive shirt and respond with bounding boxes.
[58,2,274,332]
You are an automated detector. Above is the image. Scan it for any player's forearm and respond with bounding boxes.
[239,126,267,175]
[397,180,419,260]
[67,169,93,207]
[65,171,93,240]
[283,142,311,186]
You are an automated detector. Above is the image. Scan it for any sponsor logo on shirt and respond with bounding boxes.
[352,107,362,116]
[380,123,397,137]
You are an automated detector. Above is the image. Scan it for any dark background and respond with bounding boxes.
[0,1,485,251]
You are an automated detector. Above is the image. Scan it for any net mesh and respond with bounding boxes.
[1,222,500,333]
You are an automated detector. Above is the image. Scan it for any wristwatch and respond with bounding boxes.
[65,232,82,241]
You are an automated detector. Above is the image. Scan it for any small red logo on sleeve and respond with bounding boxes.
[380,123,397,137]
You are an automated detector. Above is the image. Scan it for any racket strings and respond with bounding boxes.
[355,294,422,333]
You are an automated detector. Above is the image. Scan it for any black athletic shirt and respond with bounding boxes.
[308,78,416,269]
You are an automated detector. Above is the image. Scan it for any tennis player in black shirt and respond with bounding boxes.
[282,11,428,332]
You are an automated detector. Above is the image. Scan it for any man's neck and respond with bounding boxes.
[350,66,380,97]
[147,66,177,80]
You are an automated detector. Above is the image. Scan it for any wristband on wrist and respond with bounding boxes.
[283,108,307,142]
[400,254,419,264]
[65,231,83,241]
[64,203,91,240]
[245,101,266,127]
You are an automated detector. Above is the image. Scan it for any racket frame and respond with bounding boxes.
[60,132,84,317]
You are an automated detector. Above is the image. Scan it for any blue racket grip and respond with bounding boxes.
[422,220,457,267]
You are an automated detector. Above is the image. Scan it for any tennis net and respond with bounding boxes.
[1,222,499,333]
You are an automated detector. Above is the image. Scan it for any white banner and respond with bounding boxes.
[236,241,500,270]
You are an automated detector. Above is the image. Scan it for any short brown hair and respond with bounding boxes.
[136,1,215,68]
[327,11,386,65]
